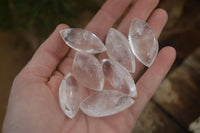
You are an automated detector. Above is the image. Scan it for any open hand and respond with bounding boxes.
[2,0,176,133]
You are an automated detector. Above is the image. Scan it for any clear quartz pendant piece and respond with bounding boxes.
[128,18,158,67]
[80,90,134,117]
[102,59,137,97]
[60,28,107,54]
[106,28,135,73]
[73,52,104,91]
[59,73,82,119]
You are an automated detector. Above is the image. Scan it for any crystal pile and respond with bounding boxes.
[59,18,158,118]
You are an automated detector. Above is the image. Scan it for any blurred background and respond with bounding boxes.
[0,0,199,132]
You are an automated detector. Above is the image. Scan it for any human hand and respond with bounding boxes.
[2,0,176,133]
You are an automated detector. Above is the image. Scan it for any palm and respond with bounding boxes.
[6,59,136,133]
[3,0,176,133]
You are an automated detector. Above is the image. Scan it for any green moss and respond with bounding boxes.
[0,0,100,38]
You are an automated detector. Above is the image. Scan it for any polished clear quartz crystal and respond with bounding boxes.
[80,90,134,117]
[102,59,137,97]
[73,52,104,91]
[128,18,158,67]
[106,28,135,72]
[60,28,107,54]
[59,73,82,119]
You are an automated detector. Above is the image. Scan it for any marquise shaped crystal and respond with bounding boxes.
[128,18,158,67]
[73,52,104,91]
[106,28,135,72]
[80,90,134,117]
[59,73,82,119]
[60,28,107,53]
[102,59,137,97]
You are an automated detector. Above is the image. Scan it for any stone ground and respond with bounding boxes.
[0,0,200,132]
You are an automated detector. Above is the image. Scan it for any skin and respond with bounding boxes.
[2,0,176,133]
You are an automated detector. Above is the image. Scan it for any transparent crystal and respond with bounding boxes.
[102,59,137,97]
[128,18,158,67]
[80,90,134,117]
[60,28,107,54]
[73,52,104,91]
[106,28,135,72]
[59,73,82,119]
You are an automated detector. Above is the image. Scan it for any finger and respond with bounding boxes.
[132,8,168,80]
[58,0,132,75]
[22,24,70,79]
[131,46,176,123]
[101,0,159,81]
[85,0,132,40]
[118,0,159,36]
[148,8,168,39]
[98,8,168,81]
[98,0,159,63]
